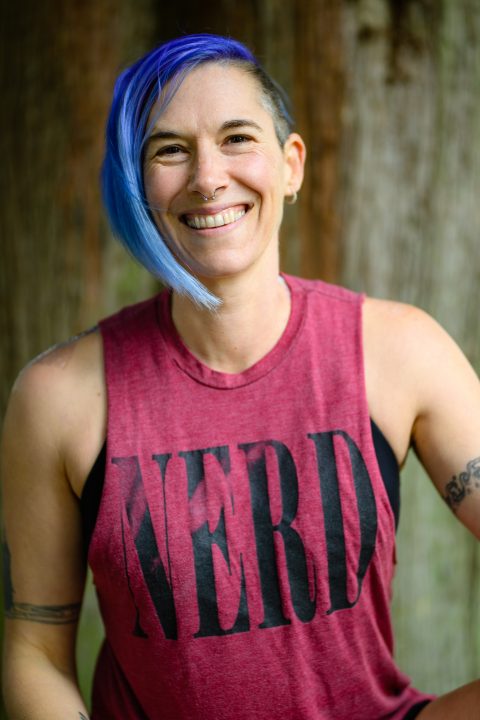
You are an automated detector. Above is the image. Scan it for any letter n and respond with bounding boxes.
[112,455,177,639]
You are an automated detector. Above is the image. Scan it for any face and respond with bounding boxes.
[142,63,305,283]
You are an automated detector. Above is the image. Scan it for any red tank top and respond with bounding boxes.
[92,275,433,719]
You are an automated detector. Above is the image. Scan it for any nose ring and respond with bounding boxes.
[199,189,217,202]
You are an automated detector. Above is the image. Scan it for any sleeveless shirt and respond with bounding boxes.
[90,275,434,719]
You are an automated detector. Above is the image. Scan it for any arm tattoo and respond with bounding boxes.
[5,601,82,624]
[3,539,81,624]
[79,713,89,720]
[443,457,480,512]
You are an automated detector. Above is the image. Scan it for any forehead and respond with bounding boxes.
[149,63,273,132]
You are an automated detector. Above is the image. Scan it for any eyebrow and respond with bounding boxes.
[146,119,264,144]
[220,119,263,132]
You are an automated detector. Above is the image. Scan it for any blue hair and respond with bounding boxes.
[102,34,293,309]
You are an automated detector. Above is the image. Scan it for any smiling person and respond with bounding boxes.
[2,34,480,720]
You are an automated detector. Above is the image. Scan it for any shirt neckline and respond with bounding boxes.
[155,274,306,390]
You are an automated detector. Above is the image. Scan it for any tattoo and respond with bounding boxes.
[3,538,81,624]
[444,457,480,511]
[5,601,82,624]
[79,713,89,720]
[27,326,98,370]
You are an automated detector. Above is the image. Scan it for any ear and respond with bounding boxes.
[282,133,306,197]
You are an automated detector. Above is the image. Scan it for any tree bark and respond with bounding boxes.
[340,0,480,691]
[0,0,159,408]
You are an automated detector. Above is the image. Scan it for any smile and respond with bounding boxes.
[182,205,248,230]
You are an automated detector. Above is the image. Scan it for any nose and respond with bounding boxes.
[187,143,228,200]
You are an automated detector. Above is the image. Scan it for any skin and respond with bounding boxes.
[2,63,480,719]
[142,63,306,372]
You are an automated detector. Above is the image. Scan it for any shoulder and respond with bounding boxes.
[3,327,106,497]
[363,295,438,339]
[10,326,104,419]
[363,297,480,465]
[363,297,475,397]
[363,297,435,370]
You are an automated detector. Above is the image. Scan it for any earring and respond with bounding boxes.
[285,191,298,205]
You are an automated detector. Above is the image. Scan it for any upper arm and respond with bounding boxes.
[406,309,480,539]
[364,298,480,539]
[1,358,87,673]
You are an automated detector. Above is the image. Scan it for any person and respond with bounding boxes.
[2,33,479,720]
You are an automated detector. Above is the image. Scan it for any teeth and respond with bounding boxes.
[185,208,246,229]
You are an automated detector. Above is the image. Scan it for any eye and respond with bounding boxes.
[225,134,252,145]
[155,145,187,158]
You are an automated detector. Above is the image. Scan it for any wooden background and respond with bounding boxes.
[1,0,479,714]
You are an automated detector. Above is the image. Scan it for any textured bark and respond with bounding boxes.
[294,0,345,281]
[0,0,158,410]
[340,0,480,691]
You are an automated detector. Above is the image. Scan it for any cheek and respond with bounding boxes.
[143,171,159,207]
[143,167,184,208]
[236,153,284,195]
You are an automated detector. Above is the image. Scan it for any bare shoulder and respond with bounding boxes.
[361,299,432,448]
[363,296,478,405]
[7,326,104,437]
[362,297,479,465]
[21,325,104,380]
[363,296,447,351]
[3,327,106,497]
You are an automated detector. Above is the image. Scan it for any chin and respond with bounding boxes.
[176,248,263,283]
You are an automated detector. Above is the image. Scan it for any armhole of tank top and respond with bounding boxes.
[79,420,400,558]
[370,419,400,530]
[80,442,107,561]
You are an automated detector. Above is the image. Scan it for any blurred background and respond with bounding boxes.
[1,0,480,716]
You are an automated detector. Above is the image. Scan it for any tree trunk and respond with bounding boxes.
[340,0,480,691]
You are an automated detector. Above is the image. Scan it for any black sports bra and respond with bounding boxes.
[80,419,400,558]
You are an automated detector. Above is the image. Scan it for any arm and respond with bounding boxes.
[2,357,91,719]
[365,299,480,538]
[365,300,480,718]
[405,307,480,539]
[409,311,480,717]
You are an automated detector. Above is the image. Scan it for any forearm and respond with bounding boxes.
[3,651,89,720]
[418,679,480,720]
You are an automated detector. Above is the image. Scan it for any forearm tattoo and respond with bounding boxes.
[2,539,81,624]
[443,457,480,511]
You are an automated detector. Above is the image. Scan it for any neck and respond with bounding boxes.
[171,265,291,374]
